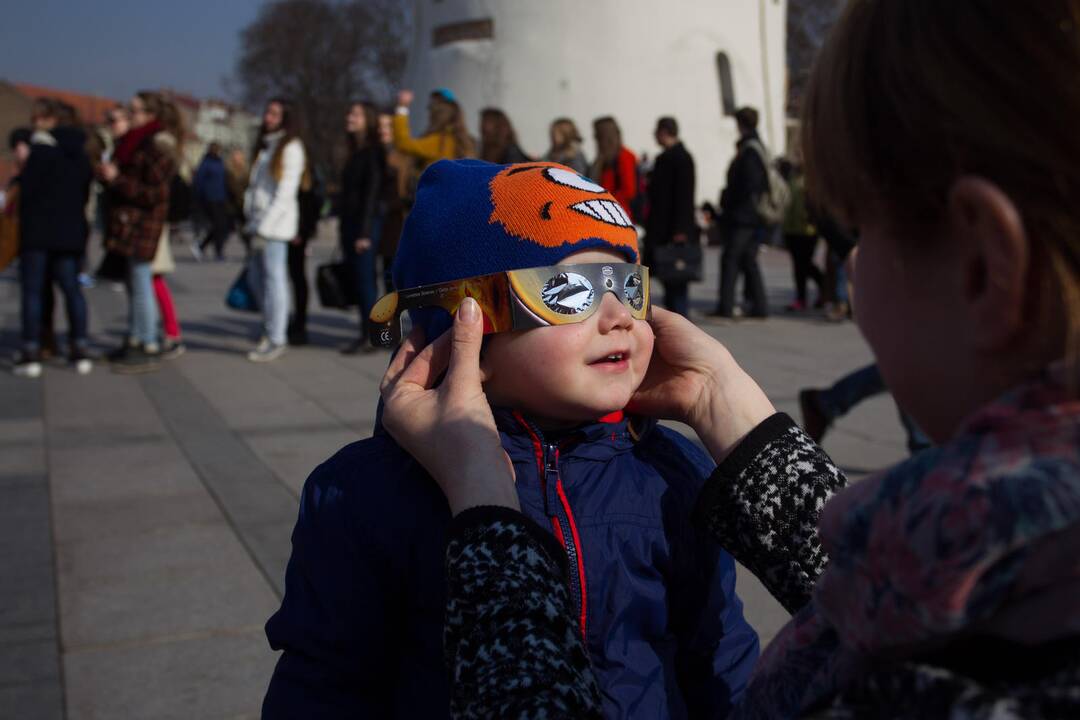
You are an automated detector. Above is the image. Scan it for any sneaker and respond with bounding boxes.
[111,346,161,375]
[107,338,138,362]
[189,242,203,262]
[785,300,806,313]
[160,338,186,360]
[799,389,831,445]
[248,339,286,363]
[78,272,96,289]
[69,346,94,375]
[13,350,43,379]
[825,302,851,323]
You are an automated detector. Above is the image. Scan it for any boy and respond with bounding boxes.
[263,160,759,718]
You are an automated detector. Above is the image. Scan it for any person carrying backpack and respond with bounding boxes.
[712,107,785,319]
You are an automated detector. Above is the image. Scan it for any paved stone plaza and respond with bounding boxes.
[1,229,908,719]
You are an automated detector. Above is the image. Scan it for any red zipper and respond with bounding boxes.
[512,413,588,641]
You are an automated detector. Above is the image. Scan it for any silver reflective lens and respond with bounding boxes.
[541,272,595,315]
[623,273,644,311]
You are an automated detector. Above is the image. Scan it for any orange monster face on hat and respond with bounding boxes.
[488,162,639,259]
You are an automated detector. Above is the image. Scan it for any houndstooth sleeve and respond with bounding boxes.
[444,507,603,720]
[693,413,848,615]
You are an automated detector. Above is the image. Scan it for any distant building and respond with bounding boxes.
[189,98,260,160]
[160,90,259,177]
[405,0,789,204]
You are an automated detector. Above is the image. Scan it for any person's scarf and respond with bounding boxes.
[114,119,163,166]
[735,369,1080,719]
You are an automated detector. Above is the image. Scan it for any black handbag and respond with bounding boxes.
[651,242,703,283]
[317,261,356,309]
[95,250,128,282]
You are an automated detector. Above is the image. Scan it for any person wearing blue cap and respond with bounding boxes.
[391,88,475,170]
[261,159,760,718]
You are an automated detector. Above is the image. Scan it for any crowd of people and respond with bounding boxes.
[2,0,1077,718]
[2,79,841,378]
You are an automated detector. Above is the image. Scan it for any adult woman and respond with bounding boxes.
[381,1,1080,717]
[543,117,589,176]
[590,116,638,216]
[101,91,175,374]
[338,101,384,354]
[225,147,250,255]
[15,98,94,377]
[778,159,824,312]
[376,110,409,293]
[392,88,474,170]
[151,97,186,359]
[478,108,529,165]
[244,97,306,362]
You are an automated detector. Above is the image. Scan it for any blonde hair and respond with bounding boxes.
[803,0,1080,378]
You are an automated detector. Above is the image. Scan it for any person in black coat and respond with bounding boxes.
[713,107,770,319]
[287,167,323,346]
[339,101,385,354]
[644,116,697,318]
[15,98,94,377]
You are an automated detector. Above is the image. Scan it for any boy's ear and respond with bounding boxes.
[948,176,1029,351]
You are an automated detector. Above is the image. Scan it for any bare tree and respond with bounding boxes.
[234,0,411,181]
[787,0,845,114]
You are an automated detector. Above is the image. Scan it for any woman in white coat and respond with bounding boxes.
[244,98,306,362]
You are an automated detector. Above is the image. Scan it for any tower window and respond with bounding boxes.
[716,52,736,116]
[433,18,494,47]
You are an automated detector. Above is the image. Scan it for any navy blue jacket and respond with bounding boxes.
[18,127,92,254]
[263,410,760,719]
[193,153,228,204]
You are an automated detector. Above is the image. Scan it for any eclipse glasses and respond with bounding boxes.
[369,263,651,347]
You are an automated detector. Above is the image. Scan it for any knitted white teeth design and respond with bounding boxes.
[570,200,633,228]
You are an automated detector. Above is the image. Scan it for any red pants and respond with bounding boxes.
[153,275,181,340]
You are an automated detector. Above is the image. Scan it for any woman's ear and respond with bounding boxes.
[948,176,1029,351]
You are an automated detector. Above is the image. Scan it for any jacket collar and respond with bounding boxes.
[493,408,653,466]
[736,130,760,149]
[30,129,57,147]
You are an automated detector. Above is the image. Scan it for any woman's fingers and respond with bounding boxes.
[380,326,425,393]
[445,298,485,395]
[398,329,453,390]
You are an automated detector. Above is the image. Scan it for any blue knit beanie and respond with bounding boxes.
[392,159,639,341]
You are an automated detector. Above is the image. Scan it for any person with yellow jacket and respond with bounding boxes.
[392,88,475,170]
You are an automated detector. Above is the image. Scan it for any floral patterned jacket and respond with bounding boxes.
[444,375,1080,719]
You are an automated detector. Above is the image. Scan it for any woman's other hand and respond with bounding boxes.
[396,90,414,109]
[98,162,119,183]
[628,307,775,462]
[380,298,518,515]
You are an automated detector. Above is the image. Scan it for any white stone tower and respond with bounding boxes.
[405,0,789,204]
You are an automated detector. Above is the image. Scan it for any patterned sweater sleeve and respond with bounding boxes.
[692,413,848,615]
[444,506,604,720]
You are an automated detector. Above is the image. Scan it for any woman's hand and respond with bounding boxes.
[396,89,414,109]
[98,162,119,183]
[355,238,372,253]
[628,307,775,462]
[380,298,518,515]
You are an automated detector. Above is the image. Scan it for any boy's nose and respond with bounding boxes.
[596,292,634,333]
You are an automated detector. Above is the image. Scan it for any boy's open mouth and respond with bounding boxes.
[588,349,630,367]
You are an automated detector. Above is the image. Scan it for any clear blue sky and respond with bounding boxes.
[0,0,264,103]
